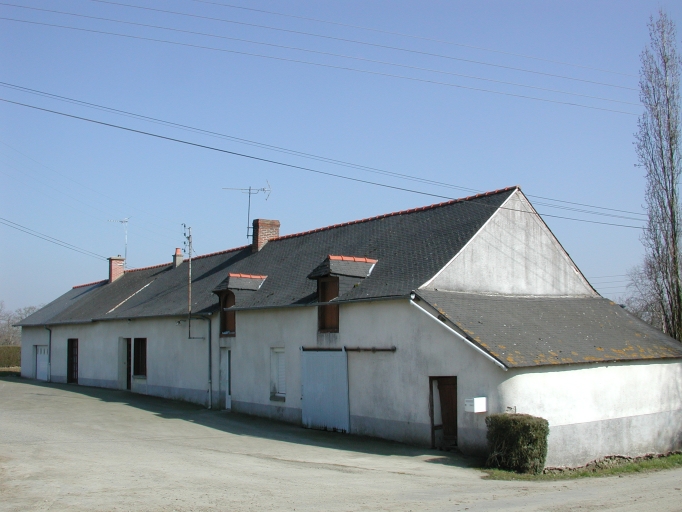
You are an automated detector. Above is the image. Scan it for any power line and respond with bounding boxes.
[189,0,636,78]
[0,3,640,107]
[0,97,644,230]
[0,17,639,117]
[82,0,637,92]
[0,217,107,260]
[0,81,647,218]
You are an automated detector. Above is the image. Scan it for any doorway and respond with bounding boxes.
[220,348,231,410]
[35,345,48,381]
[67,339,78,384]
[430,376,457,449]
[126,339,131,390]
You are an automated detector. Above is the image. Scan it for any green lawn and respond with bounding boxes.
[482,453,682,480]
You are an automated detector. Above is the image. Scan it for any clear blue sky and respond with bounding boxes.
[2,0,681,310]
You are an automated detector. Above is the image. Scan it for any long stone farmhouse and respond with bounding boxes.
[19,186,682,467]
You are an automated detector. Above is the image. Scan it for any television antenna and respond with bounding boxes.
[223,182,271,239]
[108,217,131,268]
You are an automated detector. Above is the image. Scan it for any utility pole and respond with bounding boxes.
[223,182,271,239]
[182,224,193,323]
[109,217,131,268]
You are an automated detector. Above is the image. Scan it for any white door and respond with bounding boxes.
[220,348,231,410]
[35,345,48,381]
[301,350,349,433]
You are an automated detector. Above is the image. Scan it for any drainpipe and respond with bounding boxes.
[45,326,52,382]
[190,314,212,409]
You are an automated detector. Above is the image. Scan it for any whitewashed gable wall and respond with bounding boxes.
[422,189,596,296]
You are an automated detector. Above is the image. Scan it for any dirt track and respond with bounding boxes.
[1,377,680,511]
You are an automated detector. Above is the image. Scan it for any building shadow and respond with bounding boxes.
[5,375,482,469]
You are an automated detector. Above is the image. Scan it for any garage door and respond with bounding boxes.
[35,345,48,381]
[301,349,349,433]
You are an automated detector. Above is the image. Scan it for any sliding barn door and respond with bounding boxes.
[301,350,349,433]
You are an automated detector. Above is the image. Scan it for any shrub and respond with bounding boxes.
[485,413,549,474]
[0,346,21,367]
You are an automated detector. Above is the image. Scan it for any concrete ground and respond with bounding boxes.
[1,377,681,511]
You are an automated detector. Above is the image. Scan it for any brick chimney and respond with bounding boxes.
[172,248,183,268]
[252,219,280,253]
[108,256,125,283]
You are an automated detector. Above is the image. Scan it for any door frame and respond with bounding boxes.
[67,338,78,384]
[429,376,457,449]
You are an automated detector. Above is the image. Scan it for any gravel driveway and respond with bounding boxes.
[1,377,680,511]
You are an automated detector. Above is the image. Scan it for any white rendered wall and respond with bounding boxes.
[228,299,505,450]
[423,190,596,296]
[21,317,214,405]
[499,361,682,466]
[20,327,47,379]
[226,307,317,423]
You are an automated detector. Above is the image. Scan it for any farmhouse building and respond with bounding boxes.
[19,186,682,467]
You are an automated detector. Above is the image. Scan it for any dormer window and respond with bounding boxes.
[213,273,267,338]
[318,276,339,332]
[220,291,236,337]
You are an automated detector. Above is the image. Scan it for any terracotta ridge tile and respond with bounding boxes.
[328,255,378,263]
[228,273,268,279]
[72,279,108,289]
[124,262,170,273]
[192,244,251,261]
[271,186,519,243]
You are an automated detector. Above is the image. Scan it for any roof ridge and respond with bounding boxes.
[192,244,251,261]
[72,279,108,289]
[122,245,251,275]
[124,262,170,273]
[271,186,519,243]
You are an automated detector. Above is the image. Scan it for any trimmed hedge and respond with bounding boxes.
[485,413,549,474]
[0,346,21,368]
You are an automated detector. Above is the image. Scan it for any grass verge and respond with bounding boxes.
[481,453,682,480]
[0,367,21,377]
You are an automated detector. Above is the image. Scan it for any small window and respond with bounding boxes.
[318,277,339,332]
[133,338,147,377]
[270,348,286,401]
[220,291,236,337]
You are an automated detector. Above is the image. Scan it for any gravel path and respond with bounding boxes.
[1,377,680,511]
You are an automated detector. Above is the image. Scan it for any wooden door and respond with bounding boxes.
[126,339,131,390]
[67,339,78,384]
[437,377,457,447]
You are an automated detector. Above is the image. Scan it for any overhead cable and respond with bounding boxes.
[0,97,644,230]
[0,17,639,116]
[0,217,108,259]
[81,0,637,91]
[0,4,639,106]
[0,81,646,218]
[189,0,636,78]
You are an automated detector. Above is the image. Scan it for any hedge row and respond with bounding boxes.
[486,413,549,474]
[0,346,21,367]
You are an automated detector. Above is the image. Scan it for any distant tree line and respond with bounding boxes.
[0,301,40,346]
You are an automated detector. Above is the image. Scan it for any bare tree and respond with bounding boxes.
[634,11,682,340]
[0,301,40,346]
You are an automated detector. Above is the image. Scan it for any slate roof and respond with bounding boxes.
[416,290,682,368]
[20,187,516,326]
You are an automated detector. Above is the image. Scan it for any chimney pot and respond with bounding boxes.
[252,219,280,253]
[173,248,184,268]
[108,256,125,283]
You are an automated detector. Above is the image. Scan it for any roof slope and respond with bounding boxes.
[20,187,515,326]
[417,290,682,368]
